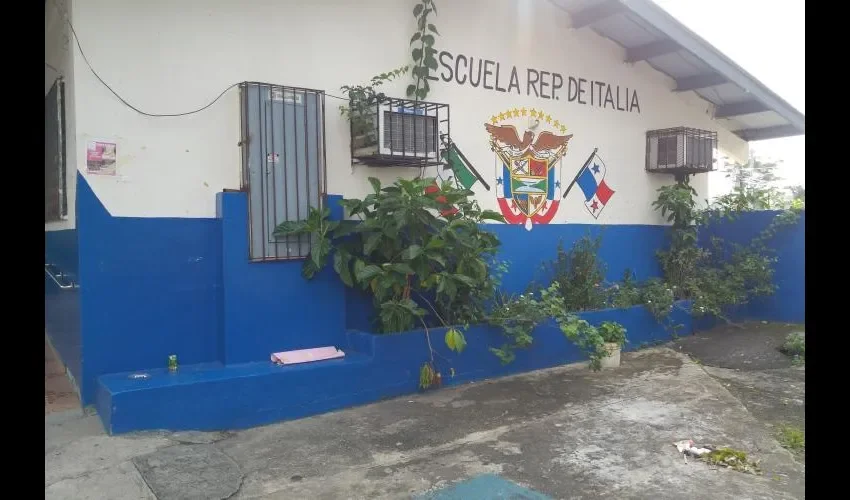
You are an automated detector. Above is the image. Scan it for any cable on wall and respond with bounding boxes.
[47,0,352,118]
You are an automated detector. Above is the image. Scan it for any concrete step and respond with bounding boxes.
[95,351,417,435]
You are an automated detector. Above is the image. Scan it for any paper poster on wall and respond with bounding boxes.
[86,140,117,175]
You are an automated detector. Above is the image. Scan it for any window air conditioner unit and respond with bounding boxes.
[350,97,448,167]
[378,104,438,159]
[646,127,717,176]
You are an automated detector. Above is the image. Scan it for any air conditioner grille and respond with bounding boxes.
[382,111,437,154]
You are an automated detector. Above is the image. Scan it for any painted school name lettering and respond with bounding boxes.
[435,50,641,113]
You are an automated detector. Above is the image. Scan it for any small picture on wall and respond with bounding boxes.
[86,140,117,175]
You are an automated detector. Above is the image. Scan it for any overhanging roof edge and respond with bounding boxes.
[618,0,805,137]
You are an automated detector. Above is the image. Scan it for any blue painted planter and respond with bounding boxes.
[348,300,694,390]
[97,301,693,434]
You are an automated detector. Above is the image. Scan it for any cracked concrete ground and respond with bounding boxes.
[674,321,805,464]
[45,346,804,500]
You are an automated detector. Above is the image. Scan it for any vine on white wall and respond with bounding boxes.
[407,0,441,101]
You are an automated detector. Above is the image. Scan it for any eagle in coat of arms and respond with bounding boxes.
[485,111,573,231]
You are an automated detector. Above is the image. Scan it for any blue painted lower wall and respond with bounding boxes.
[49,175,804,430]
[45,229,82,387]
[345,222,669,330]
[98,301,693,434]
[75,175,222,405]
[698,210,805,325]
[216,192,347,364]
[487,223,668,293]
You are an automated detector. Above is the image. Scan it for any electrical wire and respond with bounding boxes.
[49,0,349,118]
[45,62,61,74]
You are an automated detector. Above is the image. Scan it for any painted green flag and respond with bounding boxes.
[445,144,489,191]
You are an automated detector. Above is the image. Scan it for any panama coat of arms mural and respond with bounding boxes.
[469,108,616,231]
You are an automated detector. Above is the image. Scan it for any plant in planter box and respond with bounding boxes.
[274,176,505,389]
[487,282,616,372]
[651,175,802,325]
[340,66,409,154]
[608,269,643,309]
[549,234,608,312]
[597,321,627,369]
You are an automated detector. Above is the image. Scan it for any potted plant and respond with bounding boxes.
[598,321,627,369]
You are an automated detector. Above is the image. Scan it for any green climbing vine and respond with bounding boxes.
[407,0,440,100]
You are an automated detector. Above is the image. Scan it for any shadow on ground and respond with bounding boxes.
[46,342,804,500]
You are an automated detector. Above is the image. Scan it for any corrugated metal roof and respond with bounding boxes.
[550,0,805,141]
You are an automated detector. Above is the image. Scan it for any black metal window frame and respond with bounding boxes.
[349,96,450,168]
[239,82,328,262]
[45,78,68,222]
[645,127,718,176]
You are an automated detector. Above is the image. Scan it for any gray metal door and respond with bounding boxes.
[242,84,324,260]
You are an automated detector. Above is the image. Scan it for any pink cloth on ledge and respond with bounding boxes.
[271,346,345,365]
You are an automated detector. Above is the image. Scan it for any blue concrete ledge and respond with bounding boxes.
[97,301,693,434]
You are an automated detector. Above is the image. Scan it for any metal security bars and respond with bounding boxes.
[646,127,718,176]
[350,96,449,167]
[45,79,67,222]
[239,83,327,262]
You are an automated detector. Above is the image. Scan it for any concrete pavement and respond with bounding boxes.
[45,347,804,499]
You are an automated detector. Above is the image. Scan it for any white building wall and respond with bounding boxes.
[65,0,749,224]
[45,0,79,232]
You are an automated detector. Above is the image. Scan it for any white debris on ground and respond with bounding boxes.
[674,439,713,463]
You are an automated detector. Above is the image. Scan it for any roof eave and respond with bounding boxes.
[618,0,805,140]
[734,124,805,142]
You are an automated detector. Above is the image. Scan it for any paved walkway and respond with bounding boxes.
[674,321,806,464]
[45,347,804,499]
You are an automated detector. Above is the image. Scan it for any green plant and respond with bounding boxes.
[779,332,805,365]
[340,66,409,146]
[652,179,708,297]
[609,269,642,309]
[485,282,612,370]
[640,279,676,321]
[408,0,440,100]
[715,156,788,211]
[487,289,547,364]
[787,185,805,208]
[557,314,608,371]
[651,174,802,324]
[275,177,504,388]
[277,176,504,332]
[700,447,761,474]
[598,321,627,347]
[776,424,805,452]
[550,235,608,312]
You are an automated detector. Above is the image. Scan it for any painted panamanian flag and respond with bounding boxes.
[575,152,615,219]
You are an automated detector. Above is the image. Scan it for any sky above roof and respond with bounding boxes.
[651,0,805,195]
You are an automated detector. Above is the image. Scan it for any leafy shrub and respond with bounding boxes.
[550,234,608,312]
[487,283,613,370]
[609,269,642,309]
[651,177,801,323]
[780,332,804,365]
[640,279,676,321]
[276,176,505,335]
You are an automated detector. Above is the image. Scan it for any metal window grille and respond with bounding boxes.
[45,79,67,222]
[239,83,327,262]
[382,111,438,155]
[646,127,717,175]
[350,96,449,168]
